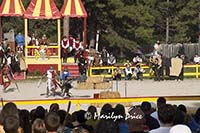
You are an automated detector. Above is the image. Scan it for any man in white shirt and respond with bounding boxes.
[150,104,175,133]
[193,54,200,64]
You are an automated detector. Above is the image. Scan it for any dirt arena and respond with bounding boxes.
[0,79,200,112]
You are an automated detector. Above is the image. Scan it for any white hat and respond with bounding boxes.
[170,124,191,133]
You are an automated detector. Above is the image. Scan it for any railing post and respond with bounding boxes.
[77,102,81,110]
[196,64,199,79]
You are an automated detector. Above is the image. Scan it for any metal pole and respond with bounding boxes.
[125,81,127,97]
[116,80,118,92]
[95,30,100,51]
[166,0,169,44]
[198,13,200,44]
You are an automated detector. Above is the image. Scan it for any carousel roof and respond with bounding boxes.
[60,0,87,18]
[24,0,61,19]
[0,0,25,17]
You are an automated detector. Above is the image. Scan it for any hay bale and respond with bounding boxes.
[75,82,94,89]
[94,82,111,89]
[92,91,132,107]
[99,91,120,98]
[86,77,104,83]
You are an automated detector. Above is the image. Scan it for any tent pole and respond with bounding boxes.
[24,18,28,67]
[0,17,2,42]
[84,17,87,57]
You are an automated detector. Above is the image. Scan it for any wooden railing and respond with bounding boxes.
[88,64,200,79]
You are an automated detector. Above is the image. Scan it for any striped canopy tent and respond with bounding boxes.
[24,0,61,19]
[0,0,25,41]
[0,0,25,16]
[60,0,88,56]
[23,0,61,54]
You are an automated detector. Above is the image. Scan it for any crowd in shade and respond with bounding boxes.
[0,97,199,133]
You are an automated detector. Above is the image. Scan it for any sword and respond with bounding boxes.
[37,78,43,88]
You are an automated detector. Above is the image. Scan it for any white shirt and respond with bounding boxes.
[193,56,200,64]
[150,127,171,133]
[125,67,132,74]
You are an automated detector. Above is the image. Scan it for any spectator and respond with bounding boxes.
[33,106,46,123]
[127,106,147,132]
[153,40,162,56]
[113,66,122,80]
[193,53,200,64]
[44,112,60,133]
[151,97,166,125]
[101,47,109,66]
[133,55,143,65]
[32,118,46,133]
[133,63,145,81]
[173,107,185,125]
[108,53,116,66]
[124,64,133,80]
[114,104,128,133]
[124,60,132,67]
[49,103,60,112]
[95,104,119,133]
[141,101,160,130]
[15,32,25,51]
[86,105,99,130]
[71,110,93,132]
[149,104,176,133]
[3,115,21,133]
[19,109,31,133]
[56,110,67,133]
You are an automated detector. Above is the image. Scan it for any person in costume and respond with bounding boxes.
[60,68,73,97]
[61,36,69,61]
[42,66,60,96]
[0,64,12,92]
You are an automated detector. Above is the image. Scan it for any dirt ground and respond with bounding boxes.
[0,79,200,112]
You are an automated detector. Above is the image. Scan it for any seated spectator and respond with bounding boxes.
[127,106,147,132]
[141,101,160,130]
[32,118,46,133]
[193,53,200,64]
[133,63,145,81]
[19,109,31,133]
[113,66,122,80]
[29,33,39,46]
[95,103,119,133]
[124,65,133,80]
[44,112,60,133]
[49,103,60,112]
[151,97,167,126]
[133,55,143,65]
[124,60,132,67]
[3,115,21,133]
[86,105,99,130]
[114,104,128,133]
[108,53,116,66]
[72,110,93,132]
[149,104,176,133]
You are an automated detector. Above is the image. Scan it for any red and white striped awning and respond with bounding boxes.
[60,0,87,18]
[24,0,61,19]
[0,0,25,17]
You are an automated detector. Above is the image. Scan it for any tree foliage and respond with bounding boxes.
[0,0,199,59]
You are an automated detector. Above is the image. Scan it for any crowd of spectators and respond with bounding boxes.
[0,97,199,133]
